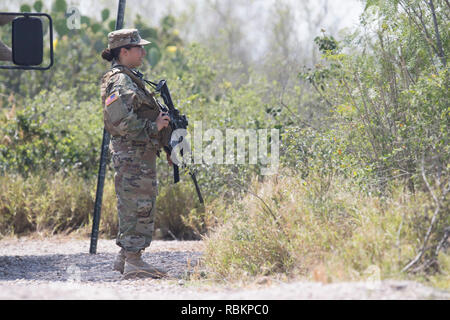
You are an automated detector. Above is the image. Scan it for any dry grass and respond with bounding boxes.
[0,171,121,238]
[0,172,95,236]
[202,170,449,289]
[1,169,447,290]
[0,170,202,240]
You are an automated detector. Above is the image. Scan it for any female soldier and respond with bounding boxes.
[100,29,171,279]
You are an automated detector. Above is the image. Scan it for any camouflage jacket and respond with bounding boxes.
[100,61,171,149]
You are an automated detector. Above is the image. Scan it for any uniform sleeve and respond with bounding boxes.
[105,73,159,140]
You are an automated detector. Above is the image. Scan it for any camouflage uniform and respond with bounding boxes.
[100,30,170,254]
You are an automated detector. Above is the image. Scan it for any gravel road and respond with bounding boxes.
[0,237,448,300]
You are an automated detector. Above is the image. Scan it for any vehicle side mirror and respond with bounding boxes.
[0,12,53,70]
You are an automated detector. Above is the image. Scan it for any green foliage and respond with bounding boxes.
[33,1,43,12]
[101,9,110,22]
[108,20,116,31]
[280,126,372,196]
[314,33,339,54]
[302,0,449,194]
[52,0,67,13]
[148,47,161,67]
[0,89,102,175]
[20,4,32,12]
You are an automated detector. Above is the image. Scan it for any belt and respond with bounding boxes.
[110,135,147,147]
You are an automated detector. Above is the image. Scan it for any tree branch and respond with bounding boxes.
[445,0,450,11]
[402,153,445,273]
[427,0,447,66]
[402,2,439,57]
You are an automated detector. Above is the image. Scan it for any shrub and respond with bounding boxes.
[203,170,449,287]
[0,171,95,236]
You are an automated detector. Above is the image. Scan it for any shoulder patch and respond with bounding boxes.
[105,91,120,107]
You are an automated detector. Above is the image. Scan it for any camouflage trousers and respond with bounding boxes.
[111,139,158,253]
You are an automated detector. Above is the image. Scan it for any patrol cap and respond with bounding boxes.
[107,28,150,50]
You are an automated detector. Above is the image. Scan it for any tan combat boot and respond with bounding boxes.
[112,248,126,274]
[123,250,167,279]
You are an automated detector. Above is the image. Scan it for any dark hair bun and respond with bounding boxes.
[101,48,114,61]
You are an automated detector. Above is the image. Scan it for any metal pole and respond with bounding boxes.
[90,0,126,254]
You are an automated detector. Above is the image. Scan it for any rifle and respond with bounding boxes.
[145,78,204,204]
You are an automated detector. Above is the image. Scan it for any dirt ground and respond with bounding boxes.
[0,236,448,300]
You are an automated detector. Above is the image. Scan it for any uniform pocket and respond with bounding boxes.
[113,148,141,175]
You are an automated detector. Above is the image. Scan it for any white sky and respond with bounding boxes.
[2,0,364,61]
[2,0,363,34]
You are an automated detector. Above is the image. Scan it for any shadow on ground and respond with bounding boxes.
[0,251,202,282]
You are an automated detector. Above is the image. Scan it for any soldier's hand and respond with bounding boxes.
[156,111,170,131]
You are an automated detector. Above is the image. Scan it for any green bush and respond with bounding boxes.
[0,89,102,175]
[302,1,449,196]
